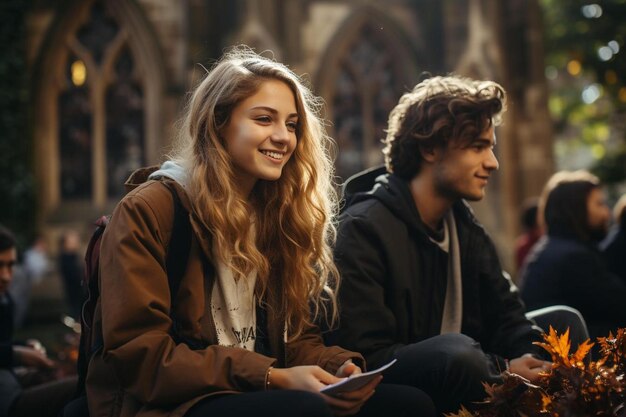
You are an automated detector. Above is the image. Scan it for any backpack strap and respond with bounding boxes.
[75,215,110,397]
[163,182,191,307]
[162,183,208,350]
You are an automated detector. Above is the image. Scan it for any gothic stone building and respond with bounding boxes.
[26,0,554,273]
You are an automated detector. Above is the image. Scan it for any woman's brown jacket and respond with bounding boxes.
[86,167,361,417]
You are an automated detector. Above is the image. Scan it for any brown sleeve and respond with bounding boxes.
[285,321,365,374]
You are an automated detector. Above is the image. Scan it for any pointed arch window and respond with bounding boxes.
[105,47,144,197]
[58,1,145,203]
[329,22,409,180]
[60,55,92,199]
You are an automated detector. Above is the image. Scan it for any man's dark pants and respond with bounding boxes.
[381,306,589,414]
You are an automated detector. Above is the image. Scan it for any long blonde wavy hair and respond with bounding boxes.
[171,47,339,340]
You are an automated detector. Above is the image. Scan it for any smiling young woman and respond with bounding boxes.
[85,46,435,417]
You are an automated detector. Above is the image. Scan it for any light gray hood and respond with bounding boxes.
[148,160,189,189]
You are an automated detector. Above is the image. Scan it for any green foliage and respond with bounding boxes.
[543,0,626,106]
[0,1,36,247]
[592,147,626,188]
[542,0,626,184]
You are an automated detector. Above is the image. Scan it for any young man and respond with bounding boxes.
[328,76,550,414]
[521,171,626,338]
[0,224,75,417]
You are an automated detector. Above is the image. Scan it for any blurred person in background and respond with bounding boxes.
[0,224,76,417]
[513,198,541,280]
[9,235,51,328]
[58,230,85,321]
[521,171,626,338]
[601,194,626,283]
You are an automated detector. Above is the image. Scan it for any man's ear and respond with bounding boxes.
[419,145,438,163]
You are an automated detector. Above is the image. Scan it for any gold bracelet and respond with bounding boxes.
[265,366,273,390]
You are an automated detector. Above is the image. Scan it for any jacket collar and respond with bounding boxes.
[350,173,481,241]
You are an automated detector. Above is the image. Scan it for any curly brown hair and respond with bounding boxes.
[383,75,506,179]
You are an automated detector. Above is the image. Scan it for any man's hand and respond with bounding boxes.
[509,353,551,382]
[13,345,55,369]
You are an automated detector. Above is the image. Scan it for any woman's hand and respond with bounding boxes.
[270,363,380,416]
[335,359,361,378]
[269,365,340,392]
[323,374,380,416]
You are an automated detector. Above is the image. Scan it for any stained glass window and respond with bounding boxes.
[106,47,145,197]
[60,55,92,199]
[76,2,119,65]
[332,23,405,180]
[57,0,145,202]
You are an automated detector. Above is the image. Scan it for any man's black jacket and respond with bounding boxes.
[327,173,543,369]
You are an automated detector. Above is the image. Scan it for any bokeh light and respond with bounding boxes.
[71,60,87,86]
[581,4,603,18]
[545,66,558,80]
[581,83,602,104]
[598,46,613,61]
[567,59,582,76]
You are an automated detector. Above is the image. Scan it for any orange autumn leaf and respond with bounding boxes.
[534,326,572,365]
[598,328,626,372]
[571,339,594,363]
[540,392,552,411]
[445,405,475,417]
